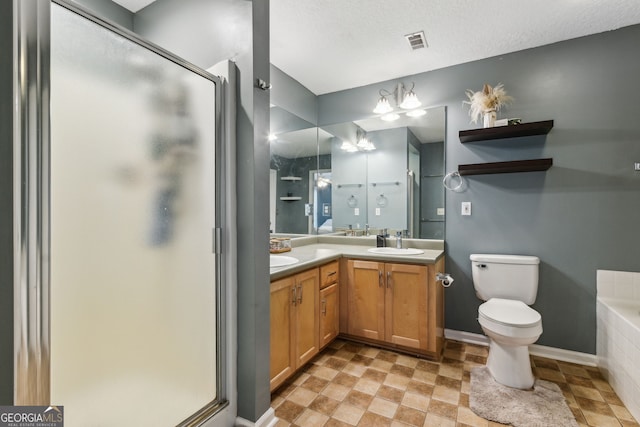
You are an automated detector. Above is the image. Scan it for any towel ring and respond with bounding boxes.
[443,171,465,192]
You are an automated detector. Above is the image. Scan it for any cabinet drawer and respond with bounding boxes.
[320,261,339,288]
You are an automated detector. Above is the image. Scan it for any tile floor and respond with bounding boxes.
[271,339,640,427]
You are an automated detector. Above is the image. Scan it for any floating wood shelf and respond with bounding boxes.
[458,158,553,176]
[459,120,554,143]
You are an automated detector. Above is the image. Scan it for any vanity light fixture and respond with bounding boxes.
[373,82,422,120]
[356,129,376,151]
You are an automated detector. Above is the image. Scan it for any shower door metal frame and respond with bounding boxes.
[13,0,227,424]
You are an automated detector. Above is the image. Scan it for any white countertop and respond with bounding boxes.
[270,237,444,280]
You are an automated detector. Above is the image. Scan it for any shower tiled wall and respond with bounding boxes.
[596,269,640,422]
[597,269,640,299]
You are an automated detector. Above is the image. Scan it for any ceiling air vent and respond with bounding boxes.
[404,31,427,50]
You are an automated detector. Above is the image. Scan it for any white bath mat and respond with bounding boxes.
[470,366,578,427]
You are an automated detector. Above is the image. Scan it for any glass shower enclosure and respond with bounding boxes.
[14,1,224,425]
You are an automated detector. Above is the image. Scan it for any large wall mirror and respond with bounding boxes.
[270,105,446,239]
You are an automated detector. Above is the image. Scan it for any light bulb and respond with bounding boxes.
[400,90,421,109]
[373,96,393,114]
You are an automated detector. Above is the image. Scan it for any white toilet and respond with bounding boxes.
[470,254,543,389]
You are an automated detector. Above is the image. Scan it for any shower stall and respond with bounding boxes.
[14,1,225,425]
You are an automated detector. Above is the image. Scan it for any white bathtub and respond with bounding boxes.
[597,269,640,422]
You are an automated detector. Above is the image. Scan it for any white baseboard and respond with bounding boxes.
[444,329,598,367]
[235,408,277,427]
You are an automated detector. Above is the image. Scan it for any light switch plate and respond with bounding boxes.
[461,202,471,216]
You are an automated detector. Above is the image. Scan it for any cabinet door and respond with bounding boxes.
[294,268,320,367]
[347,260,385,340]
[319,283,339,348]
[270,277,295,390]
[385,263,428,350]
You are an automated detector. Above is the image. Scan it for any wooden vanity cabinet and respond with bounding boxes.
[319,261,339,348]
[345,257,445,358]
[270,268,319,391]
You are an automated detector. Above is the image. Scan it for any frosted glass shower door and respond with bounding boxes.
[49,4,218,426]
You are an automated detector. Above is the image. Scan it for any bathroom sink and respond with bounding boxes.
[367,247,424,255]
[270,255,299,268]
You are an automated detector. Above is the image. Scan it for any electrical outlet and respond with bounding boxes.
[437,208,445,216]
[635,162,640,171]
[461,202,471,216]
[354,208,359,216]
[375,208,381,216]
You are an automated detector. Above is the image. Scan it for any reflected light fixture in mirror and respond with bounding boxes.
[373,82,423,121]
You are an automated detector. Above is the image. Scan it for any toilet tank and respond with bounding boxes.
[470,254,540,304]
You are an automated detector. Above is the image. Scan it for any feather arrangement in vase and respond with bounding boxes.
[464,83,513,126]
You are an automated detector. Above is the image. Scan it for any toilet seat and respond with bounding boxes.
[479,298,541,327]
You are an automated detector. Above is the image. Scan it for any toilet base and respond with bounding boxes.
[486,339,534,389]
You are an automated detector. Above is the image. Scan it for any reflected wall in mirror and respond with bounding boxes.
[322,108,445,239]
[270,104,445,239]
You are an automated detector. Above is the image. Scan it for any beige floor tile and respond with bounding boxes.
[287,386,318,407]
[438,364,463,380]
[359,346,380,358]
[396,354,419,368]
[384,373,411,390]
[368,396,399,418]
[570,384,605,402]
[312,365,341,381]
[559,363,591,378]
[456,406,489,427]
[371,359,395,372]
[593,379,615,392]
[332,402,365,426]
[270,339,636,427]
[411,369,437,385]
[295,408,330,427]
[610,404,636,422]
[353,377,382,395]
[395,405,426,427]
[401,391,430,411]
[423,413,456,427]
[431,385,460,405]
[342,363,368,378]
[582,410,623,427]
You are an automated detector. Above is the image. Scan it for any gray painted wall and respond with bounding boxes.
[72,0,134,29]
[0,0,14,406]
[318,24,640,354]
[271,64,317,125]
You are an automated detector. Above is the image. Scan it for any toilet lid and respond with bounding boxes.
[479,298,541,327]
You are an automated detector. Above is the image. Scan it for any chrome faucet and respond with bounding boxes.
[365,224,370,236]
[396,231,402,249]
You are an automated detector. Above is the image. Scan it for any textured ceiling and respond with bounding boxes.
[271,0,640,94]
[112,0,640,95]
